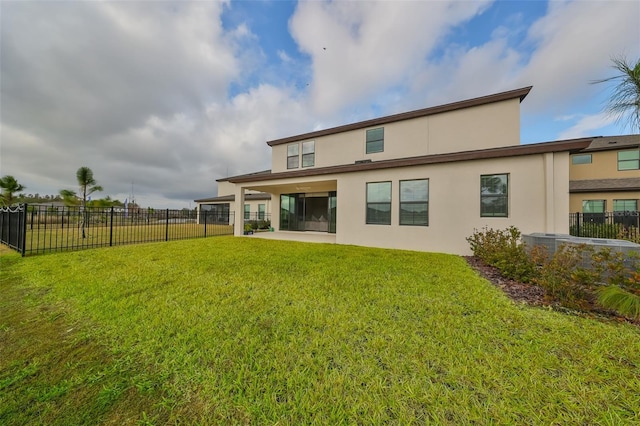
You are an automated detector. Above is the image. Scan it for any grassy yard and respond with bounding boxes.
[1,237,639,425]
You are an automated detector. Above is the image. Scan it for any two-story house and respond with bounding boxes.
[569,134,640,220]
[216,86,596,255]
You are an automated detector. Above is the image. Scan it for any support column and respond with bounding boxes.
[234,186,246,236]
[544,152,554,232]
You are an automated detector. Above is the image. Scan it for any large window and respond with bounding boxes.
[582,200,605,213]
[618,150,640,170]
[244,204,250,220]
[302,141,315,167]
[287,144,299,169]
[400,179,429,226]
[613,199,637,212]
[258,204,266,220]
[572,154,592,165]
[480,174,509,217]
[366,127,384,154]
[366,182,391,225]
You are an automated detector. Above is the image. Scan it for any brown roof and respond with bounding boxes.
[229,138,593,184]
[581,134,640,152]
[216,170,271,183]
[569,178,640,193]
[194,192,272,203]
[266,86,532,147]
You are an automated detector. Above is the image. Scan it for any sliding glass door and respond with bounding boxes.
[279,192,336,233]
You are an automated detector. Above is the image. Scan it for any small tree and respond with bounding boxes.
[60,167,103,238]
[592,55,640,133]
[0,175,26,206]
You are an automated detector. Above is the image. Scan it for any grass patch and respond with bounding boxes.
[2,237,640,424]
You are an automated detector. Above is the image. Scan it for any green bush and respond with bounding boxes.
[467,227,640,320]
[466,226,535,282]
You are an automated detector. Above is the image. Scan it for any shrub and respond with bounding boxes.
[532,244,597,309]
[466,226,535,282]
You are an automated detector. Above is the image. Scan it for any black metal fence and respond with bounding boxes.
[569,211,639,241]
[0,204,27,255]
[0,204,235,256]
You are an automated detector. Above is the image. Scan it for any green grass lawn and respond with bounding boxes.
[1,237,639,425]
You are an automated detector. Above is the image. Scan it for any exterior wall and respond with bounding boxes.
[335,153,568,255]
[570,192,640,213]
[570,150,640,180]
[271,98,521,173]
[236,151,569,255]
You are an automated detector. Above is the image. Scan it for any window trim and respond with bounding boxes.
[287,143,299,169]
[399,179,429,226]
[480,173,509,218]
[582,199,606,213]
[366,127,384,154]
[571,154,592,165]
[366,181,392,225]
[302,140,315,168]
[613,199,637,212]
[618,149,640,171]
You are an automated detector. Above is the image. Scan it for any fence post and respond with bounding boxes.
[109,207,114,247]
[204,210,207,238]
[20,203,27,257]
[576,212,580,237]
[165,209,169,241]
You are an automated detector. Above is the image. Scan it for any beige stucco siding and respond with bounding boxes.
[426,98,521,155]
[271,98,521,174]
[335,153,568,255]
[570,192,640,213]
[570,150,640,180]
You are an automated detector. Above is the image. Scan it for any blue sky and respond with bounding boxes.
[1,0,638,208]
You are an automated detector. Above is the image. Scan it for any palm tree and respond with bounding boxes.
[0,175,26,206]
[593,55,640,133]
[60,167,103,238]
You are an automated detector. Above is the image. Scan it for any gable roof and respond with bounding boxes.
[266,86,532,147]
[580,134,640,152]
[229,137,593,184]
[569,178,640,193]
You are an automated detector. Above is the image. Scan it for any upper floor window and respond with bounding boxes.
[480,174,509,217]
[366,181,391,225]
[618,150,640,170]
[613,199,637,212]
[400,179,429,226]
[366,127,384,154]
[572,154,592,165]
[287,144,299,169]
[582,200,605,213]
[302,141,315,167]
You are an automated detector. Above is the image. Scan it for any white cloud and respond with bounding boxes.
[289,0,492,116]
[557,113,616,140]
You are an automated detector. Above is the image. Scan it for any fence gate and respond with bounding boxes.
[0,204,27,255]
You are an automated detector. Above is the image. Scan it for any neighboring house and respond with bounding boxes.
[569,135,640,221]
[220,86,598,255]
[195,178,272,225]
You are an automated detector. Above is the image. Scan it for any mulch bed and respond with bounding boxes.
[464,256,639,326]
[464,256,548,306]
